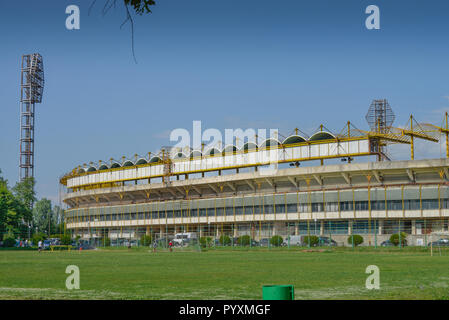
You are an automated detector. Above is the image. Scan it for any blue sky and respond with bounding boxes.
[1,0,449,203]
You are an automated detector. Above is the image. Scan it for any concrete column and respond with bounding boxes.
[320,220,324,236]
[378,220,384,235]
[216,226,220,238]
[412,220,416,235]
[159,228,163,238]
[233,224,238,237]
[295,223,299,236]
[348,221,352,235]
[199,226,203,237]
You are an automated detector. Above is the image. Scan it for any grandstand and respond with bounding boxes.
[59,101,449,246]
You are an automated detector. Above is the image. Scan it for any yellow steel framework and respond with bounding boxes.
[60,115,446,189]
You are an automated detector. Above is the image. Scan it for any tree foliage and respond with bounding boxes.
[237,235,251,246]
[348,234,364,246]
[0,176,32,238]
[33,198,57,235]
[270,235,283,247]
[124,0,155,15]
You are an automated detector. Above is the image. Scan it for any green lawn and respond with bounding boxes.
[1,247,449,300]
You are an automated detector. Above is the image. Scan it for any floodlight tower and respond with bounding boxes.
[365,99,395,161]
[19,53,44,182]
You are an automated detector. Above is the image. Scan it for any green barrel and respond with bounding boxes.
[262,285,294,300]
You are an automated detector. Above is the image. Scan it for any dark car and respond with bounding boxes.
[428,238,449,247]
[381,239,408,247]
[259,238,270,247]
[317,237,337,247]
[250,239,259,247]
[380,239,394,247]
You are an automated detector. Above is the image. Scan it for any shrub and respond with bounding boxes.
[237,235,251,246]
[140,235,152,246]
[2,237,16,247]
[270,235,283,247]
[199,237,212,248]
[31,232,47,245]
[102,237,111,247]
[61,234,72,245]
[390,232,407,246]
[302,235,319,247]
[219,235,231,246]
[347,234,364,246]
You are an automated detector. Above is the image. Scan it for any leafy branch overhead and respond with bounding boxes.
[124,0,156,15]
[90,0,157,62]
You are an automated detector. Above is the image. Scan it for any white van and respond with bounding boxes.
[173,232,198,246]
[282,235,302,246]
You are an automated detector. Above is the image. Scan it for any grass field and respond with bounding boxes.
[1,247,449,300]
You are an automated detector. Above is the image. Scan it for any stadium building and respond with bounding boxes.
[60,101,449,246]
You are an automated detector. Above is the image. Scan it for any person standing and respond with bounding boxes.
[38,240,42,253]
[152,240,157,253]
[169,240,173,252]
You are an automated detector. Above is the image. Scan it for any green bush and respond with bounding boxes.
[101,237,111,247]
[390,232,407,246]
[140,235,152,246]
[31,232,47,245]
[219,235,231,246]
[2,237,16,247]
[61,234,72,245]
[348,234,364,246]
[49,234,63,239]
[237,235,251,246]
[199,237,212,248]
[302,235,319,247]
[270,235,283,247]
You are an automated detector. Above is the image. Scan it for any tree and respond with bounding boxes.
[270,235,283,247]
[0,181,30,239]
[91,0,157,62]
[12,177,36,210]
[33,198,56,235]
[0,169,7,187]
[347,234,364,247]
[237,235,251,246]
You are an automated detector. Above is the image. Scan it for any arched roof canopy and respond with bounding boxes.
[87,166,97,172]
[243,142,258,151]
[110,162,121,169]
[204,147,220,157]
[190,150,202,159]
[309,131,336,141]
[149,156,162,163]
[222,145,237,155]
[122,160,134,167]
[282,135,307,145]
[77,168,86,174]
[135,158,148,165]
[260,138,281,149]
[98,164,109,170]
[172,152,187,159]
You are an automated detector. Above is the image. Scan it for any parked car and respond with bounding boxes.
[282,235,302,246]
[43,240,51,249]
[381,239,408,247]
[173,233,197,246]
[259,238,270,247]
[317,236,337,247]
[428,238,449,247]
[380,240,394,247]
[250,239,259,247]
